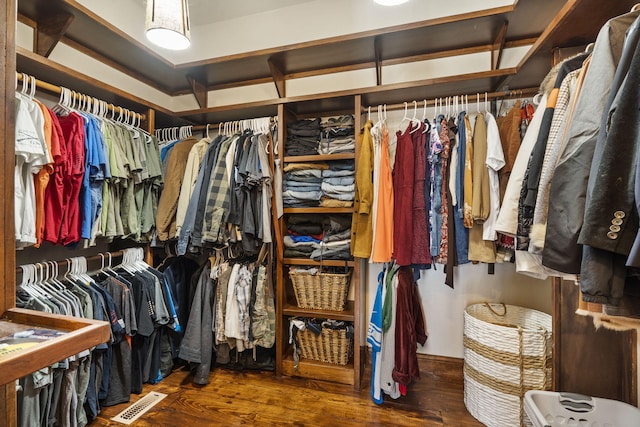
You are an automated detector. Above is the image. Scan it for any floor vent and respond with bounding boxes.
[110,392,168,425]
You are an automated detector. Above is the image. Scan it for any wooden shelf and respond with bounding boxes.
[283,207,353,214]
[500,0,640,91]
[283,301,355,321]
[283,153,355,163]
[0,308,110,386]
[17,0,562,98]
[283,258,354,267]
[281,349,355,386]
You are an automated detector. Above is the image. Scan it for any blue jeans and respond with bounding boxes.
[430,155,442,258]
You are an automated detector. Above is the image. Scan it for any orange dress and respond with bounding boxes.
[371,123,394,262]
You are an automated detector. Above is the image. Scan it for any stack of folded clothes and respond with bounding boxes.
[286,118,321,156]
[284,214,324,258]
[319,115,355,154]
[282,162,329,207]
[320,160,355,208]
[311,215,352,261]
[284,214,352,261]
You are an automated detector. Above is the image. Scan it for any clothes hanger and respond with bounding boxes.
[410,100,421,133]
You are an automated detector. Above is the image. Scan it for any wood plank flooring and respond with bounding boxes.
[91,354,483,427]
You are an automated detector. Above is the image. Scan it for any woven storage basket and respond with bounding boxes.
[289,268,351,311]
[463,303,552,427]
[297,325,353,365]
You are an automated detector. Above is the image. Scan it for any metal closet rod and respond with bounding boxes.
[16,73,146,121]
[363,87,539,112]
[16,250,125,279]
[191,116,276,132]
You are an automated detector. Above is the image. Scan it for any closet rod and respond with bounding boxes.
[362,87,539,112]
[16,73,146,121]
[16,250,125,282]
[190,116,276,132]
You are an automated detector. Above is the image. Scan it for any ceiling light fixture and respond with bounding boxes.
[374,0,410,5]
[145,0,191,50]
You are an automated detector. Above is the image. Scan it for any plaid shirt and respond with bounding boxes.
[202,135,236,243]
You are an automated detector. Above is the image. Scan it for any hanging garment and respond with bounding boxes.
[495,93,547,237]
[483,112,506,242]
[453,111,469,265]
[371,123,395,263]
[410,122,431,266]
[543,10,640,274]
[367,269,384,404]
[578,38,640,306]
[392,266,427,387]
[530,68,582,253]
[352,120,374,258]
[155,136,197,241]
[496,100,522,200]
[175,137,210,237]
[468,113,496,263]
[393,124,415,266]
[435,116,451,265]
[380,263,400,399]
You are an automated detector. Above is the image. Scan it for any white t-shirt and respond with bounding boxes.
[15,95,48,246]
[483,113,506,241]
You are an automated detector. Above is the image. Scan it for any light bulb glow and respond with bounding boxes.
[145,0,191,50]
[374,0,410,5]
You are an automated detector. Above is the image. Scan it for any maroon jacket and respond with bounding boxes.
[392,266,427,386]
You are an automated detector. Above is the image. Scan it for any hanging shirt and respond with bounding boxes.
[15,96,48,247]
[367,269,384,404]
[483,112,506,241]
[43,107,67,245]
[58,112,86,245]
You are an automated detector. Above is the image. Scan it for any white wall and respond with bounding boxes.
[76,0,516,64]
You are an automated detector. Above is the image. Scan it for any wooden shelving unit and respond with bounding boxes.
[275,97,365,390]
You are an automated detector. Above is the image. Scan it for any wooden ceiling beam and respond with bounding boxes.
[491,20,508,70]
[34,11,74,58]
[268,56,286,98]
[374,36,382,86]
[186,75,208,109]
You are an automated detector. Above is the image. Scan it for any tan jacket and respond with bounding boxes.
[156,137,198,241]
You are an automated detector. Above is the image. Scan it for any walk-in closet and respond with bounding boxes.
[1,1,640,426]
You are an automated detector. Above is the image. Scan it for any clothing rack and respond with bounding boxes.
[190,116,276,133]
[16,72,146,122]
[16,250,125,284]
[363,87,539,113]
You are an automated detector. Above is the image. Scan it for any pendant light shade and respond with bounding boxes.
[374,0,409,5]
[145,0,191,50]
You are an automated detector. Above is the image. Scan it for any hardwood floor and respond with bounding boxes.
[91,354,483,427]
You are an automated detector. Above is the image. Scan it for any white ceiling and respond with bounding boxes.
[137,0,318,26]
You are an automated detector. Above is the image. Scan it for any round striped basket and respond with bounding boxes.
[463,303,552,427]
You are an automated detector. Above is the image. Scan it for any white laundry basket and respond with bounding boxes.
[464,303,552,427]
[524,390,640,427]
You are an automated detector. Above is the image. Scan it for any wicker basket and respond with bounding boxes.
[289,268,351,311]
[296,324,353,365]
[463,303,552,427]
